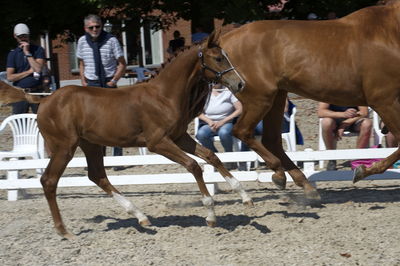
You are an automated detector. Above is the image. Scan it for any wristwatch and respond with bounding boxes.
[25,53,33,57]
[111,79,117,84]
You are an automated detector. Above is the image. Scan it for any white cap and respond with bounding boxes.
[14,23,30,36]
[307,13,318,20]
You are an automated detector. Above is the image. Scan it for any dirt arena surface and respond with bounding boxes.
[0,98,399,265]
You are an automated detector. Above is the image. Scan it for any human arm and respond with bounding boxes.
[78,59,88,86]
[106,56,126,88]
[6,67,33,82]
[211,100,243,131]
[317,102,359,119]
[20,42,44,73]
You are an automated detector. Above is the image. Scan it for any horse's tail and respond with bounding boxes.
[0,81,42,104]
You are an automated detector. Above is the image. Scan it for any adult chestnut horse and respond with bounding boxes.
[0,32,251,238]
[214,1,400,199]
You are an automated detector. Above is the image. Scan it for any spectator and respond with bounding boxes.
[6,23,46,114]
[196,83,242,169]
[167,30,185,56]
[191,26,209,44]
[318,103,372,170]
[76,14,127,170]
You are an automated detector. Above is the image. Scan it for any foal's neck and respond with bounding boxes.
[153,47,200,97]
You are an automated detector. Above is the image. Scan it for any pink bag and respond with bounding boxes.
[350,158,382,170]
[350,145,382,170]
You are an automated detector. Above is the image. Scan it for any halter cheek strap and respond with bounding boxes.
[198,48,245,87]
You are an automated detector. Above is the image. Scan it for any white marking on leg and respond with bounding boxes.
[112,192,148,223]
[202,196,216,223]
[224,176,252,203]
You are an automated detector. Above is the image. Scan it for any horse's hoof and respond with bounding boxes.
[272,174,286,190]
[353,165,366,183]
[305,188,321,201]
[206,220,217,227]
[243,199,254,207]
[139,219,151,227]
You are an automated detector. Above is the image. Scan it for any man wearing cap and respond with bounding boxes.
[77,14,127,168]
[6,23,45,114]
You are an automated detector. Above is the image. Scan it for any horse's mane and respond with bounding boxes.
[145,44,202,82]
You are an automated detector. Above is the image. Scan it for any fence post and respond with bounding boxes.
[7,158,19,201]
[204,164,218,196]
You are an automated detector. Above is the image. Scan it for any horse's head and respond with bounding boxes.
[199,30,245,94]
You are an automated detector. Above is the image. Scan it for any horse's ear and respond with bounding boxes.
[206,29,221,48]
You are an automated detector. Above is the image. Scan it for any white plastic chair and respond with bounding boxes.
[372,111,385,146]
[0,114,45,175]
[282,106,297,152]
[318,109,382,168]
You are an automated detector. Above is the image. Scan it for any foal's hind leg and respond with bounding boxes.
[148,136,217,226]
[79,140,150,226]
[175,133,253,205]
[353,105,400,182]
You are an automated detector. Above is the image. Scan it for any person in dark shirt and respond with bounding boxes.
[167,30,185,56]
[6,23,45,114]
[318,103,372,170]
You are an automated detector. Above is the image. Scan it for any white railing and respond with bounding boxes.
[1,148,400,201]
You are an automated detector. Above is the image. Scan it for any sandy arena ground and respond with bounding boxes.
[0,98,399,265]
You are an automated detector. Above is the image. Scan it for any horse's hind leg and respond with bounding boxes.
[148,136,217,226]
[353,104,400,182]
[41,144,77,239]
[175,133,253,205]
[261,92,320,200]
[79,140,150,226]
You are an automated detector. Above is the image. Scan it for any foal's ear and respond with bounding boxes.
[206,29,221,48]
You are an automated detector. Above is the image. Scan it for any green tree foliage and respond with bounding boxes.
[0,0,380,67]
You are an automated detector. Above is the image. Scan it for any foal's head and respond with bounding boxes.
[199,30,245,94]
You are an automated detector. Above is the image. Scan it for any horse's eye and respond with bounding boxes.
[215,57,222,62]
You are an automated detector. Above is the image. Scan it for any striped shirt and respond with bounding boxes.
[76,35,124,80]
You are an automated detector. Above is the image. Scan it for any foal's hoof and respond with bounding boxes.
[206,220,217,227]
[353,165,366,183]
[139,219,152,227]
[243,199,254,207]
[272,174,286,190]
[57,231,75,240]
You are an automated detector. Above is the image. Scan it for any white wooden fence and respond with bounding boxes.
[1,148,400,201]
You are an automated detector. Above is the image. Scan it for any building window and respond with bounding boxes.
[68,41,79,72]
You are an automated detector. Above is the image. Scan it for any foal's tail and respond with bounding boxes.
[0,81,42,104]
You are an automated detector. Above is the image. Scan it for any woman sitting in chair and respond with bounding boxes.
[195,83,242,169]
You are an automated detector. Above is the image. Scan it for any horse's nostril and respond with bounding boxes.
[238,82,244,90]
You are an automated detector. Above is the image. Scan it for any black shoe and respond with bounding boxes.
[327,160,337,171]
[113,166,125,171]
[238,162,247,171]
[224,162,236,170]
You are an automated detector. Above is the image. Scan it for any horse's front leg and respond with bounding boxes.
[232,97,288,190]
[175,133,253,206]
[260,91,320,200]
[148,136,217,226]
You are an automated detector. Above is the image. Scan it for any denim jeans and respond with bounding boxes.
[196,122,234,152]
[12,101,39,114]
[240,121,263,151]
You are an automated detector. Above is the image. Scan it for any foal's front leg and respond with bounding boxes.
[148,136,217,226]
[175,133,253,205]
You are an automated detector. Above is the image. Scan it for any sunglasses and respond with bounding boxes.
[87,25,101,30]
